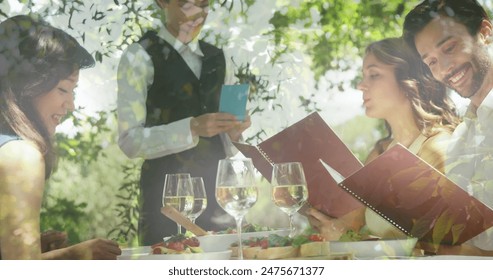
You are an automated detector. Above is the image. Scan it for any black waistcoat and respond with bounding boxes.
[136,31,232,244]
[140,31,225,125]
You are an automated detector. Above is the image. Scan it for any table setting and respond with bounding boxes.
[117,158,493,261]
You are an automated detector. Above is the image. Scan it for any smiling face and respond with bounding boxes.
[357,53,410,120]
[158,0,210,44]
[33,71,79,136]
[414,17,493,103]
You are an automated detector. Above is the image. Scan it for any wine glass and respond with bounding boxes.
[162,173,194,234]
[271,162,309,238]
[188,177,207,224]
[215,158,258,260]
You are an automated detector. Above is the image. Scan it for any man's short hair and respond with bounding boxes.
[403,0,491,51]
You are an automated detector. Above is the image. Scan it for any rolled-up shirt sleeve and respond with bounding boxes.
[117,43,199,159]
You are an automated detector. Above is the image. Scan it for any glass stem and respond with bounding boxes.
[236,216,244,260]
[177,224,182,235]
[288,213,296,238]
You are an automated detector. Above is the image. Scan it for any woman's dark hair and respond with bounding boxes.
[365,38,460,154]
[0,14,95,177]
[403,0,491,52]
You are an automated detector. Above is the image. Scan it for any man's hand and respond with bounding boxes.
[69,238,122,260]
[227,115,251,142]
[190,113,241,138]
[306,208,347,241]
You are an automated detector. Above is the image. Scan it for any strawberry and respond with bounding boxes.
[308,234,324,242]
[259,239,269,249]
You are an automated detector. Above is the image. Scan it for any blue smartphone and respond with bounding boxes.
[219,83,249,121]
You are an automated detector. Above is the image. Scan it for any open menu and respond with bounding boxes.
[322,144,493,245]
[233,112,364,218]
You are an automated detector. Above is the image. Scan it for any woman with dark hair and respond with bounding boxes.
[307,37,460,241]
[0,14,121,259]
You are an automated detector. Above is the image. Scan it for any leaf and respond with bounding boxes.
[95,51,103,63]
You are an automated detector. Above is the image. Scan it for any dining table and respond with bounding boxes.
[117,234,493,260]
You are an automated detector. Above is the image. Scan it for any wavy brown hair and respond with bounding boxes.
[0,14,94,177]
[365,38,460,154]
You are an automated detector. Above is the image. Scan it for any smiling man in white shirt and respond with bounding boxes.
[404,0,493,255]
[117,0,251,245]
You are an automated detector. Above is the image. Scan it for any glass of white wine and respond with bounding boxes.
[271,162,308,238]
[162,173,194,234]
[215,158,258,260]
[189,177,207,224]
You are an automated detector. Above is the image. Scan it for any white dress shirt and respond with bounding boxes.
[445,89,493,250]
[117,27,237,160]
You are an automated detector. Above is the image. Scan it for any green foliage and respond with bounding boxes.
[267,0,422,82]
[234,61,282,142]
[235,62,276,106]
[55,109,114,168]
[40,196,90,244]
[42,109,114,242]
[45,109,134,242]
[299,95,322,114]
[212,0,254,14]
[107,161,142,247]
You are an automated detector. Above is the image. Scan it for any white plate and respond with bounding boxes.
[197,229,290,252]
[121,246,151,256]
[117,249,232,260]
[329,238,418,259]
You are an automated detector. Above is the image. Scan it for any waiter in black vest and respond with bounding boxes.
[117,0,251,245]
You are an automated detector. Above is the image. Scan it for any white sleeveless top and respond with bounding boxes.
[365,134,427,239]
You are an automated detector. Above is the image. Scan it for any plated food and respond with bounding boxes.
[117,229,417,260]
[294,233,331,258]
[152,234,203,254]
[228,227,417,259]
[197,226,290,252]
[231,233,331,259]
[236,234,298,259]
[118,234,232,260]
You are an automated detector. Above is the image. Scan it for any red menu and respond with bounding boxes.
[336,144,493,245]
[233,112,364,218]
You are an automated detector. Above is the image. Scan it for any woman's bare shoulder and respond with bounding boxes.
[0,140,44,176]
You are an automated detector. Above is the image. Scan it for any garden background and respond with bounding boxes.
[1,0,490,246]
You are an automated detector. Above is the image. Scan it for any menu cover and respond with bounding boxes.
[333,144,493,245]
[219,84,249,121]
[233,112,364,218]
